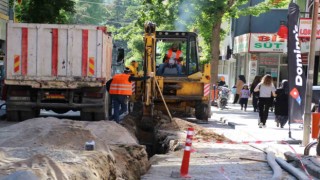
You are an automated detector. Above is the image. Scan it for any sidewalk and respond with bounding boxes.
[210,103,318,156]
[142,103,318,179]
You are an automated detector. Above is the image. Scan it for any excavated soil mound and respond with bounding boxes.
[157,117,229,142]
[0,112,231,180]
[0,117,149,180]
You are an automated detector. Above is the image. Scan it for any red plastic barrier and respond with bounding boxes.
[211,89,218,101]
[180,127,194,177]
[312,113,320,139]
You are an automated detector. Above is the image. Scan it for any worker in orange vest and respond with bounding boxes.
[156,43,183,75]
[107,68,150,123]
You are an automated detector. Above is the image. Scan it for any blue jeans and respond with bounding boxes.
[111,94,127,123]
[157,63,182,75]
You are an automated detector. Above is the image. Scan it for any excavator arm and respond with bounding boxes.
[141,22,156,128]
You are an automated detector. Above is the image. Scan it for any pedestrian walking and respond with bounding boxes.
[107,68,150,123]
[274,79,289,128]
[254,74,276,128]
[218,76,226,86]
[233,75,246,104]
[250,75,262,112]
[239,84,250,111]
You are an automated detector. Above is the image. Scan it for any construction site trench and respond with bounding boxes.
[0,107,229,180]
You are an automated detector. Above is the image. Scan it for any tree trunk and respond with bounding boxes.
[210,20,222,89]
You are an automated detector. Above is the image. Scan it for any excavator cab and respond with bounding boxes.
[133,22,211,124]
[155,31,199,76]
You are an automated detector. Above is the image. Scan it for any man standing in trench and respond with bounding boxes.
[107,68,151,123]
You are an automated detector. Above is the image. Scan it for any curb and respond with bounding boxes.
[227,122,237,129]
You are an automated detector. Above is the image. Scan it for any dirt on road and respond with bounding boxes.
[0,111,231,180]
[0,117,149,180]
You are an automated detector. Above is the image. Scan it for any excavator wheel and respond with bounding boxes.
[195,102,209,121]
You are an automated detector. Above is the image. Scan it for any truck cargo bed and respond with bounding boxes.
[6,22,112,88]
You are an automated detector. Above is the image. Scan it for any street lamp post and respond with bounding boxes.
[303,0,319,146]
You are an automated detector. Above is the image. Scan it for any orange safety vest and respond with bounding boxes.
[165,49,182,64]
[109,74,132,95]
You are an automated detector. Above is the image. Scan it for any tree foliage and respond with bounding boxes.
[13,0,75,23]
[11,0,290,84]
[135,0,289,85]
[70,0,109,25]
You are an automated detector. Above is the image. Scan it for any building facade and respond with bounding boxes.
[230,0,288,87]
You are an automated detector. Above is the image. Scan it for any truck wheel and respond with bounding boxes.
[35,109,41,117]
[7,110,20,121]
[81,111,93,121]
[195,103,209,121]
[20,110,35,121]
[94,112,106,121]
[93,95,108,121]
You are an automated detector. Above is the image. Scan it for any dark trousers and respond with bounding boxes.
[111,94,127,123]
[239,98,248,109]
[233,94,240,104]
[258,98,272,125]
[252,96,259,111]
[276,115,288,127]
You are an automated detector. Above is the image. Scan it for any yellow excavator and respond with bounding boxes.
[128,22,211,126]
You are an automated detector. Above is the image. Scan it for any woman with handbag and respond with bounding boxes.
[254,74,276,128]
[250,76,262,112]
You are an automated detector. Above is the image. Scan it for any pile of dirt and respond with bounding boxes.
[157,117,229,141]
[153,113,230,153]
[0,111,232,180]
[0,117,149,180]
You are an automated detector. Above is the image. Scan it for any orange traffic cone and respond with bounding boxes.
[180,127,194,177]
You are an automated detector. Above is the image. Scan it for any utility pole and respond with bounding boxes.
[303,0,319,146]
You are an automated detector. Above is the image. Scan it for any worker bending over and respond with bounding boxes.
[107,68,150,123]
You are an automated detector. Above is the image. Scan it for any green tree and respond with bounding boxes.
[138,0,289,85]
[70,0,109,25]
[13,0,75,23]
[105,0,145,64]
